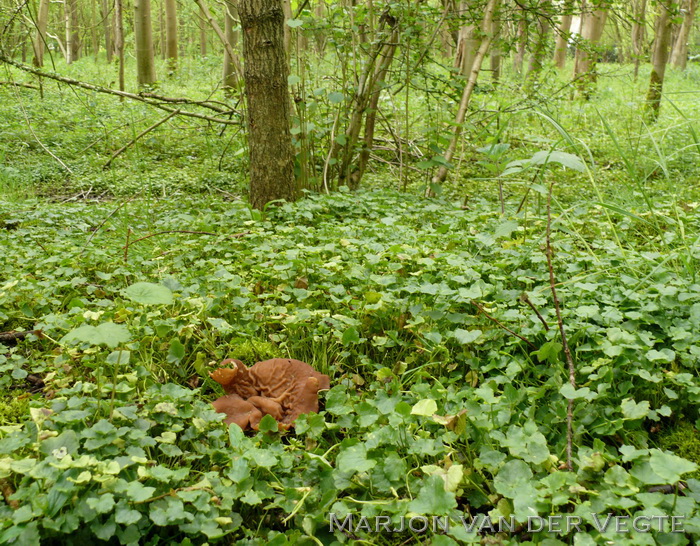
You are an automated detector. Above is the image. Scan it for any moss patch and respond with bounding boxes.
[0,392,30,426]
[658,422,700,480]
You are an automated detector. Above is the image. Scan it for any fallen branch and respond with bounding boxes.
[0,330,42,344]
[0,55,241,126]
[104,109,180,169]
[0,80,38,89]
[123,230,250,248]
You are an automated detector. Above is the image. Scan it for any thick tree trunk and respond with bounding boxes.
[115,0,125,91]
[572,7,608,98]
[32,0,50,67]
[223,0,240,89]
[164,0,178,71]
[646,1,674,119]
[239,0,297,209]
[134,0,157,85]
[632,0,647,80]
[670,0,698,69]
[553,0,575,69]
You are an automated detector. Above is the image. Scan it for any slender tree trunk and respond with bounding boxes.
[164,0,178,71]
[513,9,527,75]
[347,22,399,189]
[33,0,50,67]
[282,0,293,54]
[670,0,698,69]
[646,1,674,119]
[64,0,78,63]
[101,0,113,62]
[239,0,297,209]
[553,0,575,69]
[432,0,499,189]
[223,0,239,89]
[200,16,208,56]
[632,0,647,80]
[573,7,608,98]
[91,0,99,59]
[115,0,125,92]
[314,1,327,55]
[526,1,553,82]
[134,0,157,85]
[489,6,502,85]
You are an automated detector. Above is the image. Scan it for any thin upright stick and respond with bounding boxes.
[545,181,576,471]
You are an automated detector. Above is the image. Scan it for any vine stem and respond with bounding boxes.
[545,181,576,471]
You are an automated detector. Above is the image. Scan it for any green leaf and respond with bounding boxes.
[258,414,279,433]
[336,444,376,474]
[125,481,156,503]
[411,399,438,417]
[341,326,361,345]
[288,74,301,86]
[649,449,697,483]
[286,18,303,28]
[328,92,345,104]
[530,150,585,172]
[621,398,650,420]
[408,475,457,515]
[452,328,482,344]
[167,338,185,364]
[123,282,173,305]
[87,493,115,515]
[493,460,534,498]
[646,348,676,363]
[61,323,131,348]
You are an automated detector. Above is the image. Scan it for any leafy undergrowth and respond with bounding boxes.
[1,189,700,544]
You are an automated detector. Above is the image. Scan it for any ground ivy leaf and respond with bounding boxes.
[336,443,376,474]
[123,282,173,305]
[649,449,697,483]
[87,493,115,515]
[621,398,650,419]
[411,399,438,416]
[125,481,156,503]
[408,475,457,515]
[452,329,482,344]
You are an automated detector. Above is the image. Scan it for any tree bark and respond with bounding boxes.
[223,0,240,88]
[513,8,527,75]
[572,6,608,98]
[670,0,698,69]
[553,0,575,69]
[526,0,553,82]
[101,0,113,62]
[115,0,125,92]
[164,0,178,71]
[32,0,50,67]
[632,0,648,79]
[134,0,157,85]
[64,0,80,63]
[239,0,297,209]
[646,1,674,120]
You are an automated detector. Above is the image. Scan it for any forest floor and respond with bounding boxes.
[0,58,700,544]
